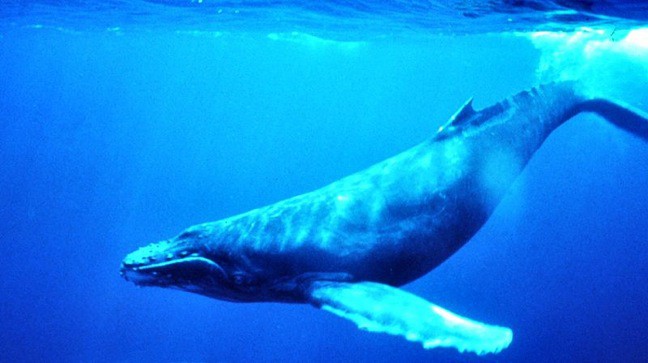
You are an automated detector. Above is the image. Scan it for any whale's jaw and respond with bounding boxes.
[121,255,226,287]
[120,238,227,290]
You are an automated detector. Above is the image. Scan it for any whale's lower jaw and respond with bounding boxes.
[120,256,226,288]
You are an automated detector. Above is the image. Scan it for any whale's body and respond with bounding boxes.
[121,82,647,355]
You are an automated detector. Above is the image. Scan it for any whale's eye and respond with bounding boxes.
[232,273,247,286]
[178,230,200,240]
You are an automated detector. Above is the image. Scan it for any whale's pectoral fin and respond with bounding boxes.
[306,281,512,355]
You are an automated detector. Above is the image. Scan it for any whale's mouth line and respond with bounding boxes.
[121,256,227,286]
[135,256,221,272]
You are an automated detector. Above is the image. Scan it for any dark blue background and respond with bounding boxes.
[1,28,646,362]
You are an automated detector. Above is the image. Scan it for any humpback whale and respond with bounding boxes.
[121,82,648,355]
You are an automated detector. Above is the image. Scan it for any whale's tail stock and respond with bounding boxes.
[577,97,648,141]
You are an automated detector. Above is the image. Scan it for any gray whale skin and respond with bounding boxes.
[121,82,648,355]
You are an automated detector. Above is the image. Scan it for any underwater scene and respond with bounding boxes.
[1,1,647,362]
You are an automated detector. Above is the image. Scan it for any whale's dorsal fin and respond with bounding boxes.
[436,97,475,136]
[307,281,512,355]
[451,97,475,124]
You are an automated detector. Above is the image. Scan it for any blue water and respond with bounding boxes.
[1,1,647,362]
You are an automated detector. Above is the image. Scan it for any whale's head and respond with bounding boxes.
[120,225,262,301]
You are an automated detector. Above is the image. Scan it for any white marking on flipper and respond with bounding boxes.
[309,281,512,355]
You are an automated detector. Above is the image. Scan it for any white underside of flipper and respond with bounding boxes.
[308,281,512,355]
